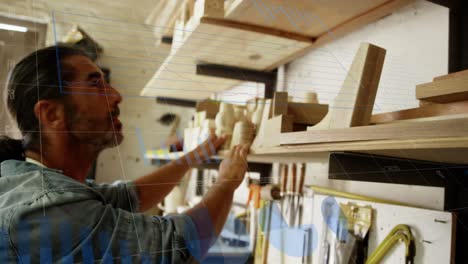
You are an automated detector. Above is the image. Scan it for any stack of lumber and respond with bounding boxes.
[416,69,468,103]
[371,100,468,124]
[370,69,468,124]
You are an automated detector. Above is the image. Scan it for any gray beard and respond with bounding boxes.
[64,103,123,153]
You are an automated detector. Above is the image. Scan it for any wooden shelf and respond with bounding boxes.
[140,17,313,99]
[144,150,273,175]
[251,136,468,165]
[225,0,413,38]
[145,136,468,165]
[145,150,274,164]
[224,0,415,69]
[141,0,414,99]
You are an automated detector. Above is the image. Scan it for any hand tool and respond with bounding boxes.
[246,181,262,253]
[297,163,306,227]
[290,163,297,226]
[366,224,415,264]
[261,200,273,264]
[280,164,289,220]
[249,184,280,263]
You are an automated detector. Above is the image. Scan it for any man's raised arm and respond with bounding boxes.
[132,136,226,212]
[185,144,249,258]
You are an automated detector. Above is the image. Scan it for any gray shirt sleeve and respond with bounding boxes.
[85,180,140,212]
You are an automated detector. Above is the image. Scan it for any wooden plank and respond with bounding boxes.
[201,17,316,43]
[416,76,468,103]
[419,100,438,106]
[255,137,468,154]
[141,18,312,99]
[268,0,413,71]
[146,137,468,164]
[262,115,293,147]
[433,69,468,81]
[196,99,220,119]
[203,0,224,18]
[307,43,386,130]
[370,100,468,124]
[272,92,288,117]
[282,117,468,145]
[384,113,468,123]
[250,137,468,164]
[251,99,272,148]
[287,102,328,125]
[225,0,396,37]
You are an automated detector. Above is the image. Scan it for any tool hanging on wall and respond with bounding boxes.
[296,163,306,228]
[278,163,307,228]
[289,163,297,226]
[280,164,289,219]
[259,185,281,264]
[249,184,280,263]
[246,180,261,253]
[366,224,415,264]
[319,198,373,264]
[339,203,373,264]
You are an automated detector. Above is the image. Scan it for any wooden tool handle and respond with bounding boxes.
[291,163,297,193]
[298,163,306,194]
[281,164,288,193]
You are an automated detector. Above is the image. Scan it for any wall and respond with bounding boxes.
[219,0,449,210]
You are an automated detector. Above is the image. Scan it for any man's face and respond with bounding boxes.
[61,55,123,151]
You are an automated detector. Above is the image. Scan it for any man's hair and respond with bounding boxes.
[1,45,90,163]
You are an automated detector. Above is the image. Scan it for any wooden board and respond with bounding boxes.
[307,43,386,130]
[204,0,224,18]
[311,194,453,264]
[257,0,414,70]
[141,17,313,99]
[370,100,468,124]
[226,0,401,37]
[416,75,468,103]
[147,138,468,165]
[287,102,328,125]
[272,92,289,117]
[433,69,468,82]
[262,115,293,147]
[196,99,220,119]
[282,117,468,145]
[251,99,272,148]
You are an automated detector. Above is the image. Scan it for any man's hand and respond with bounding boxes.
[216,144,249,192]
[185,144,250,254]
[183,135,226,165]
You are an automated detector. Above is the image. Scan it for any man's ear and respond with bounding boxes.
[33,100,66,130]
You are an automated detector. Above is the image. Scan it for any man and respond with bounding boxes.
[0,45,249,263]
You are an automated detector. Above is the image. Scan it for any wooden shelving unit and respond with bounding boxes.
[141,0,415,99]
[225,0,414,38]
[144,150,273,176]
[146,136,468,165]
[145,150,284,165]
[140,17,312,99]
[252,136,468,165]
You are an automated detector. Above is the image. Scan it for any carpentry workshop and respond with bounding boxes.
[0,0,467,263]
